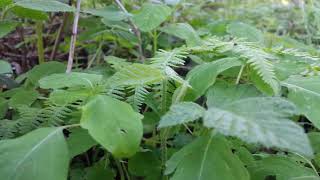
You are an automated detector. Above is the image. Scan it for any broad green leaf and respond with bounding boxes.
[12,6,48,20]
[84,5,128,21]
[0,74,19,89]
[80,95,143,158]
[49,89,91,105]
[158,102,205,128]
[166,135,249,180]
[185,57,242,101]
[161,23,202,46]
[128,151,162,179]
[0,127,69,180]
[39,72,102,89]
[85,162,115,180]
[8,89,39,108]
[0,60,12,74]
[0,0,12,9]
[15,0,75,12]
[282,76,320,129]
[132,3,171,32]
[67,128,97,158]
[308,132,320,154]
[0,21,19,38]
[26,61,65,86]
[108,63,164,86]
[204,97,313,157]
[248,156,320,180]
[0,97,8,119]
[227,22,264,43]
[250,68,276,96]
[206,82,262,107]
[274,60,308,80]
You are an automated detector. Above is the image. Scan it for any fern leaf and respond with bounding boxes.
[126,85,150,111]
[151,49,188,69]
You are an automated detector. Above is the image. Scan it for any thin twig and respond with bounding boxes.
[114,0,145,62]
[66,0,82,73]
[50,13,69,60]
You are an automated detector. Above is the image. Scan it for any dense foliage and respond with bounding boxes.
[1,0,320,179]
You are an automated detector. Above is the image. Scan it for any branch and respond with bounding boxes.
[114,0,145,62]
[50,13,69,61]
[66,0,81,73]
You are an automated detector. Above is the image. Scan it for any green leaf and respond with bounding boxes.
[0,0,12,9]
[85,162,115,180]
[15,0,75,12]
[186,57,242,101]
[128,151,161,179]
[0,21,19,38]
[282,76,320,129]
[84,5,128,21]
[12,6,48,20]
[26,61,66,87]
[308,132,320,154]
[0,127,69,180]
[206,82,262,107]
[227,22,264,43]
[160,23,202,46]
[158,102,205,128]
[132,3,171,32]
[8,89,39,108]
[204,97,313,157]
[249,69,275,96]
[39,72,102,89]
[248,156,320,180]
[0,74,19,89]
[80,95,143,158]
[0,60,12,74]
[166,135,249,180]
[0,97,8,119]
[108,63,164,86]
[67,128,97,158]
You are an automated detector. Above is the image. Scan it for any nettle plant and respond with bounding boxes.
[1,0,320,180]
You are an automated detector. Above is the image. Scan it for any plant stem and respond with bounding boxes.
[66,0,82,73]
[115,159,125,180]
[50,13,69,60]
[36,21,45,64]
[121,161,131,180]
[114,0,145,62]
[153,29,158,55]
[235,65,245,84]
[87,40,103,69]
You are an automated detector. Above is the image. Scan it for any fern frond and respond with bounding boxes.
[272,47,320,63]
[196,37,280,94]
[151,49,188,69]
[16,106,43,134]
[0,120,19,139]
[126,85,150,111]
[103,85,125,100]
[231,41,280,94]
[107,63,164,87]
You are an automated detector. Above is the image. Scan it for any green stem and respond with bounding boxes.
[121,161,131,180]
[235,65,245,84]
[160,78,169,180]
[36,21,45,64]
[153,29,158,55]
[87,40,104,69]
[115,159,125,180]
